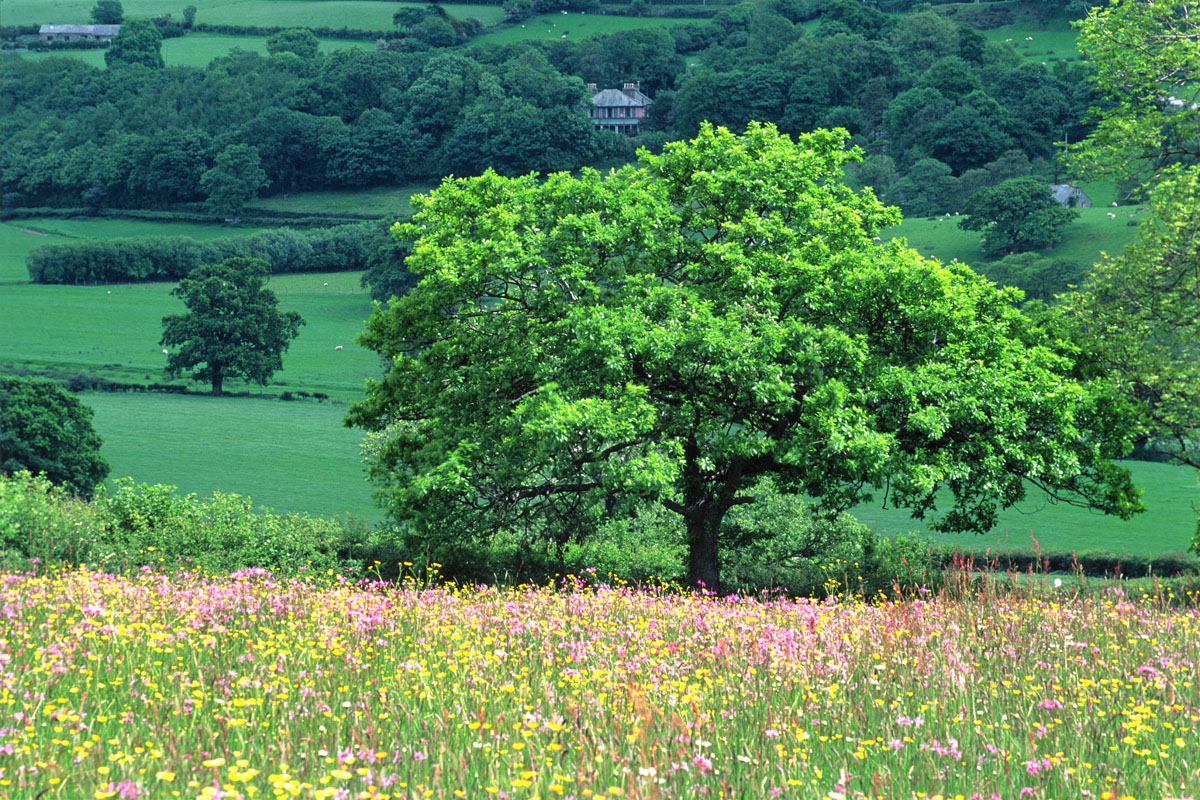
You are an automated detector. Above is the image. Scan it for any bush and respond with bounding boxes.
[0,472,108,571]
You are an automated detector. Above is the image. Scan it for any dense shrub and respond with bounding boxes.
[0,472,108,570]
[26,222,382,284]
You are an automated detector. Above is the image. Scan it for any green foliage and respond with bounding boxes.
[349,122,1142,592]
[0,471,107,570]
[984,252,1082,302]
[161,257,304,395]
[266,28,320,60]
[91,0,124,25]
[104,18,164,69]
[0,375,110,498]
[182,5,197,28]
[202,144,269,217]
[960,177,1078,256]
[1067,0,1200,185]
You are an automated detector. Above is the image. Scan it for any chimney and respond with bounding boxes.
[587,82,598,94]
[622,81,640,98]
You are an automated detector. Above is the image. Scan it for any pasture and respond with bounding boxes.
[982,21,1081,63]
[884,205,1143,280]
[470,12,698,47]
[0,268,379,399]
[84,391,379,519]
[0,217,271,284]
[1,569,1196,799]
[246,183,434,218]
[8,32,371,68]
[1,0,504,30]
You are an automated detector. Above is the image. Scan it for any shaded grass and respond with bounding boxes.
[247,184,434,217]
[0,217,270,284]
[852,459,1199,557]
[471,12,698,47]
[83,390,381,519]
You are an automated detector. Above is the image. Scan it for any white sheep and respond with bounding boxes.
[1107,212,1116,219]
[162,349,168,355]
[1111,202,1118,207]
[335,345,343,351]
[1025,36,1033,41]
[323,282,328,286]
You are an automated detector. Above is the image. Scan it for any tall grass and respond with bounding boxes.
[0,564,1195,799]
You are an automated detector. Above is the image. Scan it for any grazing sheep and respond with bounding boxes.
[1111,202,1118,207]
[323,282,328,286]
[335,345,343,351]
[1107,212,1116,219]
[872,236,881,241]
[162,349,168,354]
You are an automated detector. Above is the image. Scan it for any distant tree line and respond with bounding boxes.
[2,0,1098,223]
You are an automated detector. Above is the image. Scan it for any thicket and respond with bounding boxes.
[26,220,396,284]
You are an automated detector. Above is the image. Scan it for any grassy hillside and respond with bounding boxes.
[84,390,380,519]
[884,205,1144,282]
[1,0,504,30]
[471,13,698,47]
[981,20,1081,63]
[0,217,271,284]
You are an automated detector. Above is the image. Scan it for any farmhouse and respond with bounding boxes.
[587,82,652,136]
[1050,184,1092,208]
[38,24,121,42]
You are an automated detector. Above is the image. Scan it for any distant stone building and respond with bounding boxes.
[38,24,121,42]
[587,82,652,136]
[1050,184,1092,208]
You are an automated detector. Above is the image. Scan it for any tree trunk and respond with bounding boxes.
[211,372,223,396]
[685,506,724,594]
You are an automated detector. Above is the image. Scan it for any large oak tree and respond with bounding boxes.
[348,123,1142,591]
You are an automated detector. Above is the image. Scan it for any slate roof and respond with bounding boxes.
[39,24,121,36]
[1049,184,1092,208]
[591,88,652,108]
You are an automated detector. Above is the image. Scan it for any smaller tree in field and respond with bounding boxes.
[0,375,110,498]
[91,0,124,24]
[959,177,1077,257]
[161,258,304,396]
[266,28,320,60]
[201,144,268,218]
[182,5,197,28]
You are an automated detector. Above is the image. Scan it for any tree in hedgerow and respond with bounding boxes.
[0,375,109,498]
[266,28,320,60]
[161,258,304,396]
[91,0,124,24]
[346,122,1142,592]
[959,177,1077,257]
[104,18,164,69]
[182,5,197,28]
[200,144,268,217]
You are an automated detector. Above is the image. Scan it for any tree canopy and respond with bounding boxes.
[959,177,1078,257]
[104,18,164,70]
[161,258,304,395]
[347,123,1141,592]
[0,375,110,498]
[91,0,124,24]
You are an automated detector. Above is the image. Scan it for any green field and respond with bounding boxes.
[247,183,434,217]
[982,20,1081,63]
[884,205,1143,275]
[471,12,697,47]
[8,32,371,68]
[0,217,271,284]
[0,269,380,399]
[0,0,504,30]
[84,391,380,519]
[851,459,1199,558]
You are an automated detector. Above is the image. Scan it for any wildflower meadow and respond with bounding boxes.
[0,567,1197,800]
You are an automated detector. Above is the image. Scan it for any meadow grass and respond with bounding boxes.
[470,12,698,47]
[7,33,374,68]
[0,269,379,399]
[0,218,271,284]
[246,184,435,217]
[83,390,380,519]
[981,19,1081,63]
[0,567,1195,799]
[0,0,505,30]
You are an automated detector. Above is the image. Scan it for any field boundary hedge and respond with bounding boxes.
[1,206,385,226]
[931,544,1199,578]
